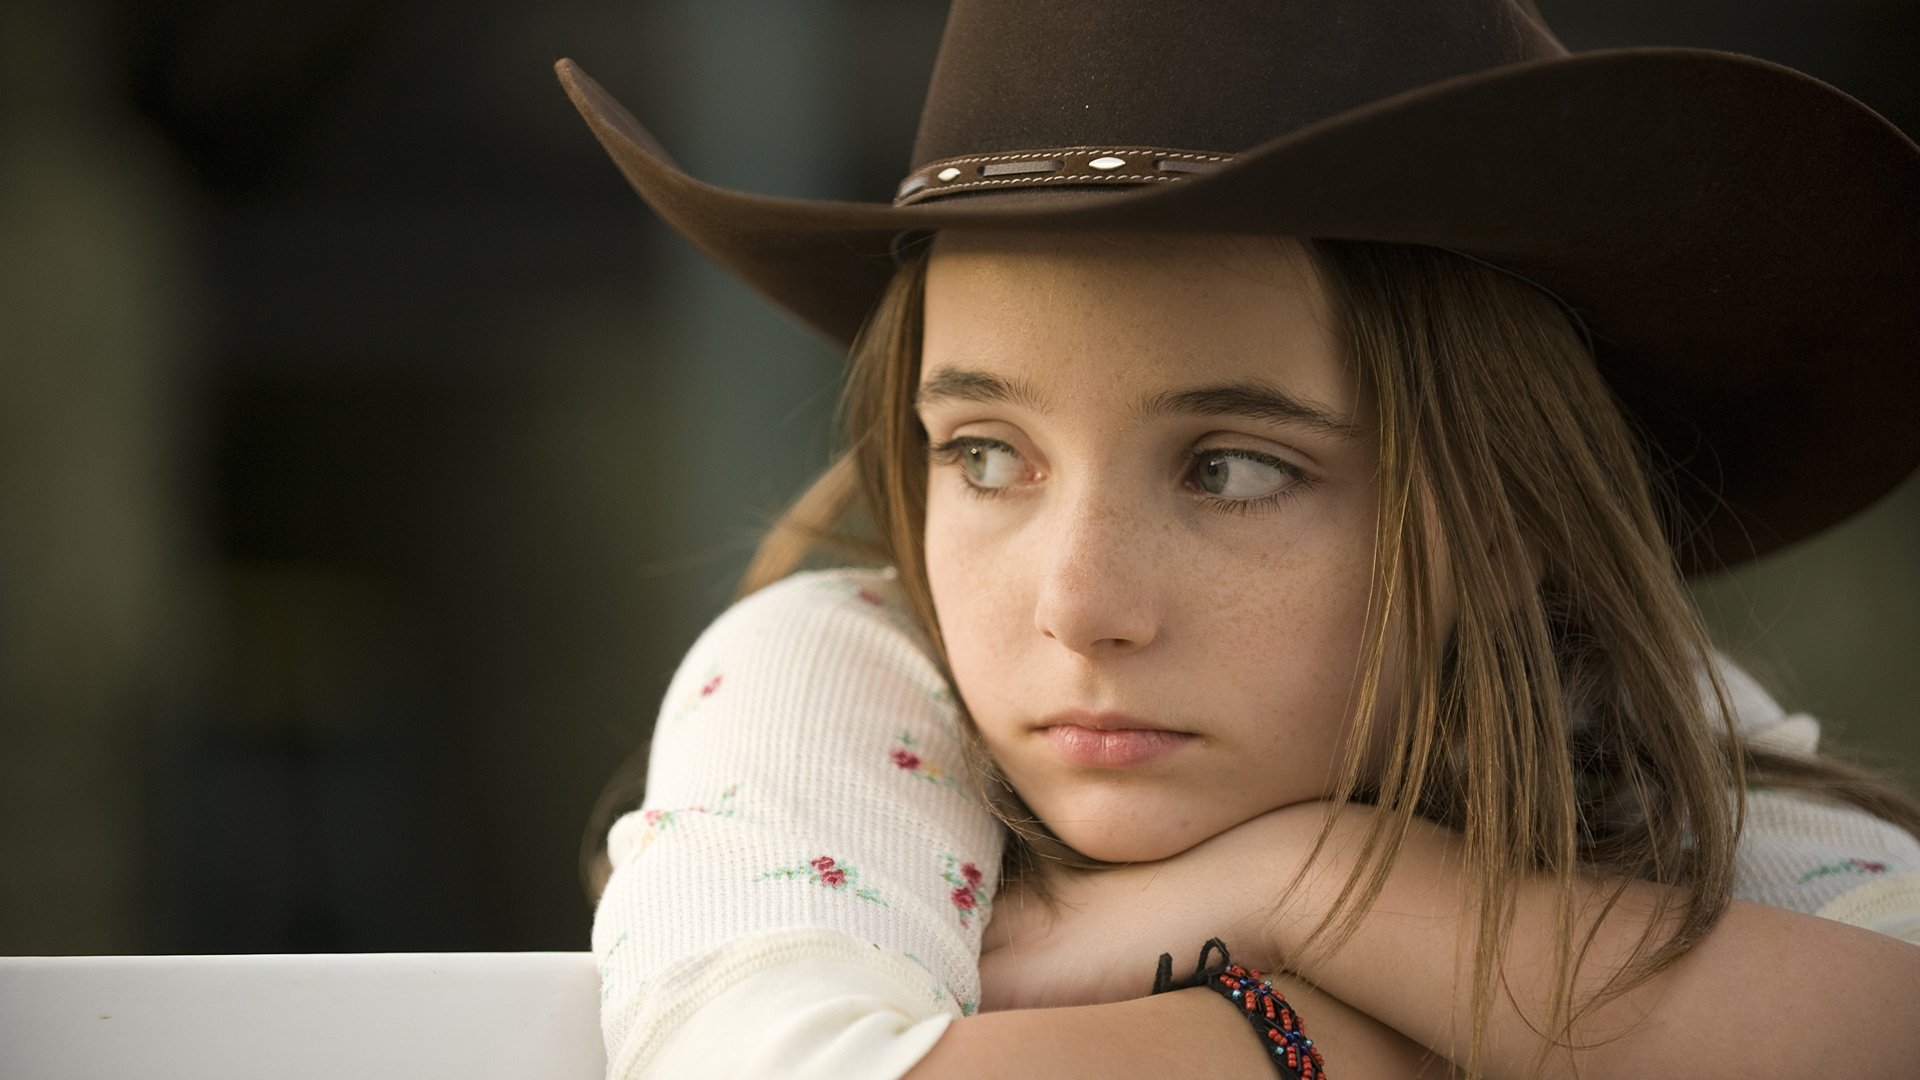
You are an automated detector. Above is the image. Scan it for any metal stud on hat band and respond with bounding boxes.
[895,145,1236,205]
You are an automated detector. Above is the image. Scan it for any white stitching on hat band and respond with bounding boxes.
[895,146,1236,205]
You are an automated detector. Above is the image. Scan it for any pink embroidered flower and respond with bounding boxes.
[665,665,725,727]
[1852,859,1889,874]
[631,786,739,857]
[758,856,886,905]
[857,588,885,606]
[890,732,956,787]
[940,853,990,928]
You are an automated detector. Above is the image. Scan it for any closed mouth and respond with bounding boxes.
[1038,709,1193,735]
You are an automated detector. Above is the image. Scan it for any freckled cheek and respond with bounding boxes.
[1197,556,1375,708]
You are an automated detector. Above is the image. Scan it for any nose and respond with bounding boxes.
[1032,489,1161,656]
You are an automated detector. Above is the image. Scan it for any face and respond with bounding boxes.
[919,230,1385,862]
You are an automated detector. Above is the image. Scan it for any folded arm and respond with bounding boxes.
[1262,802,1920,1079]
[911,980,1445,1079]
[975,799,1920,1079]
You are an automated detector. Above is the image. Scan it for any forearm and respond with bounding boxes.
[911,981,1443,1078]
[1261,807,1920,1078]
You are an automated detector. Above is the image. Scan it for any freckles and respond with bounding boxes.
[1190,538,1326,642]
[1184,540,1372,722]
[1193,577,1272,644]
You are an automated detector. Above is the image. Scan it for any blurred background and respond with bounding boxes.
[1,0,1915,956]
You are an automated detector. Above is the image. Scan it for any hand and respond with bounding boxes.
[977,804,1324,1012]
[976,804,1459,1078]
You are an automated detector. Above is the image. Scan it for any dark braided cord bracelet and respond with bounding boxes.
[1151,938,1326,1080]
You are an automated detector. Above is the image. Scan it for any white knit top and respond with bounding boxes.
[590,567,1920,1078]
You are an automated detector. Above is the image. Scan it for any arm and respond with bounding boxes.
[911,983,1444,1079]
[594,569,1004,1078]
[972,801,1920,1078]
[973,828,1447,1077]
[911,989,1275,1077]
[1251,803,1920,1079]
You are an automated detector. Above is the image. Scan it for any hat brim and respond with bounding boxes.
[556,49,1920,573]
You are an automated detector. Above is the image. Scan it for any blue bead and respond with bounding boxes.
[1230,990,1243,1000]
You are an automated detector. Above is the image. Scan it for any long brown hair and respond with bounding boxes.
[720,235,1919,1075]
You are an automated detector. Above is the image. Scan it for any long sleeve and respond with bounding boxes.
[592,568,1005,1079]
[1715,657,1920,942]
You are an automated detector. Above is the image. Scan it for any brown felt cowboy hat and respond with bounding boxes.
[555,0,1920,573]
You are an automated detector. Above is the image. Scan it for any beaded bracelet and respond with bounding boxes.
[1151,938,1326,1080]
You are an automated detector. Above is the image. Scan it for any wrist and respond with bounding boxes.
[1245,801,1456,949]
[1153,939,1326,1078]
[1204,801,1350,964]
[1161,986,1289,1073]
[911,987,1281,1077]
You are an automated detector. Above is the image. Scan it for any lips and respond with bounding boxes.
[1039,711,1197,768]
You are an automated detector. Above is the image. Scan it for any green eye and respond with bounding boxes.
[930,437,1024,492]
[1193,450,1297,500]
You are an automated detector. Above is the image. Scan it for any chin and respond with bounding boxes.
[1047,820,1203,864]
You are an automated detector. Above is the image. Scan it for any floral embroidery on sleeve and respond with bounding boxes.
[942,854,990,928]
[632,784,739,855]
[813,575,925,637]
[811,577,892,609]
[662,663,725,727]
[904,953,980,1016]
[596,930,629,1000]
[757,855,888,905]
[889,731,959,788]
[1799,857,1891,884]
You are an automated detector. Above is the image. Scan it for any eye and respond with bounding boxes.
[929,437,1027,493]
[1189,449,1301,501]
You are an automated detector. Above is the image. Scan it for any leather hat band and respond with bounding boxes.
[894,145,1236,206]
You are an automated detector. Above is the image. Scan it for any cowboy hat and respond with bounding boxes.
[555,0,1920,572]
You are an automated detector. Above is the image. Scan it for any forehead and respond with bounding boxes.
[920,230,1350,409]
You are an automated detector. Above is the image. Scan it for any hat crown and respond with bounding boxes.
[910,0,1567,168]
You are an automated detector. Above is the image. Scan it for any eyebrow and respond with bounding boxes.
[1136,382,1360,440]
[916,365,1359,440]
[915,368,1052,413]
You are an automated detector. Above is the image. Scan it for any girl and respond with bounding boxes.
[562,1,1920,1076]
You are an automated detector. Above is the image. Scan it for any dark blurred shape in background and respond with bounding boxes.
[0,0,1915,955]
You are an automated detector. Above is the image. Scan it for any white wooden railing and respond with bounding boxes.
[0,953,604,1079]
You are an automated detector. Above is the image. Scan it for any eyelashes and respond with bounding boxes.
[1192,448,1316,515]
[925,435,1317,514]
[927,436,1026,495]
